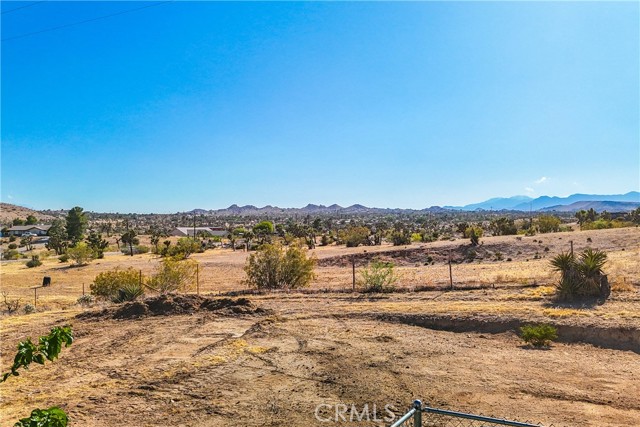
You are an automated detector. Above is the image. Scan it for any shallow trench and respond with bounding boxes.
[342,312,640,353]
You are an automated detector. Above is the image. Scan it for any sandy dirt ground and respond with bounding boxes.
[1,227,639,426]
[0,296,639,427]
[1,227,639,309]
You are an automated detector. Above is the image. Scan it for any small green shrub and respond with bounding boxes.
[58,253,69,263]
[67,242,94,266]
[135,245,150,254]
[8,243,17,250]
[147,258,199,293]
[244,244,316,290]
[76,294,95,305]
[9,235,16,242]
[26,255,42,268]
[91,267,141,300]
[520,324,558,347]
[23,304,36,314]
[111,282,145,303]
[3,249,21,260]
[359,260,397,293]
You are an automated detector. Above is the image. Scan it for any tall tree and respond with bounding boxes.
[25,215,38,225]
[65,206,87,246]
[86,231,109,259]
[46,219,68,255]
[121,228,139,257]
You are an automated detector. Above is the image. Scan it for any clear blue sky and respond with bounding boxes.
[2,1,638,213]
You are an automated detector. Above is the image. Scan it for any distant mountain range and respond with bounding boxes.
[188,203,449,216]
[184,191,639,216]
[445,191,640,212]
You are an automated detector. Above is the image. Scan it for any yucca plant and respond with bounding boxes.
[550,249,609,301]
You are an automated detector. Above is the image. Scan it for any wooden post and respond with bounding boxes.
[34,288,37,307]
[196,263,200,295]
[352,256,356,292]
[570,240,574,256]
[139,269,142,287]
[82,283,85,296]
[448,249,453,290]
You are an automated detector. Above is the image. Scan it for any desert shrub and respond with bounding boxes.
[320,234,331,246]
[3,249,21,260]
[490,217,517,236]
[66,242,94,266]
[520,324,558,347]
[147,258,198,294]
[162,238,200,259]
[537,215,561,233]
[8,243,17,250]
[2,292,21,313]
[111,282,145,303]
[340,226,371,247]
[9,235,16,242]
[136,245,150,254]
[23,304,36,314]
[58,253,69,263]
[464,225,483,246]
[389,228,411,246]
[244,244,316,290]
[91,267,141,300]
[26,255,42,268]
[76,294,95,305]
[551,249,608,300]
[359,260,397,292]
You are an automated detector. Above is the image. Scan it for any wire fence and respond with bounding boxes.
[390,400,551,427]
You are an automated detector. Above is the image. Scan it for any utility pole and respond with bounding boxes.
[193,213,196,240]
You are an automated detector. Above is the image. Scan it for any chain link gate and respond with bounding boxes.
[390,400,549,427]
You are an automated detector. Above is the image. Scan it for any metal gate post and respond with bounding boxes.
[412,400,422,427]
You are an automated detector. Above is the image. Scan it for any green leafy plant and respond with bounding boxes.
[520,324,558,348]
[359,260,397,293]
[1,326,73,382]
[1,326,73,427]
[15,407,69,427]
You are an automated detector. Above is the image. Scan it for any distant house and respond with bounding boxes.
[171,227,228,238]
[6,225,51,237]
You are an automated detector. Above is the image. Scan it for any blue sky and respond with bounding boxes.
[2,1,638,213]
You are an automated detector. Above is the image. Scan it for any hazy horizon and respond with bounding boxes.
[2,2,638,212]
[3,189,638,215]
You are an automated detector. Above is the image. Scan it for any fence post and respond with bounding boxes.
[352,256,356,292]
[448,250,453,290]
[412,400,422,427]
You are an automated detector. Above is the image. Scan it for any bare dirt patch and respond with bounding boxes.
[1,303,639,427]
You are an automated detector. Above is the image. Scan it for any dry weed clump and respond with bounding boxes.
[610,277,636,293]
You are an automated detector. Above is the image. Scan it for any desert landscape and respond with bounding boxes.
[2,2,639,426]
